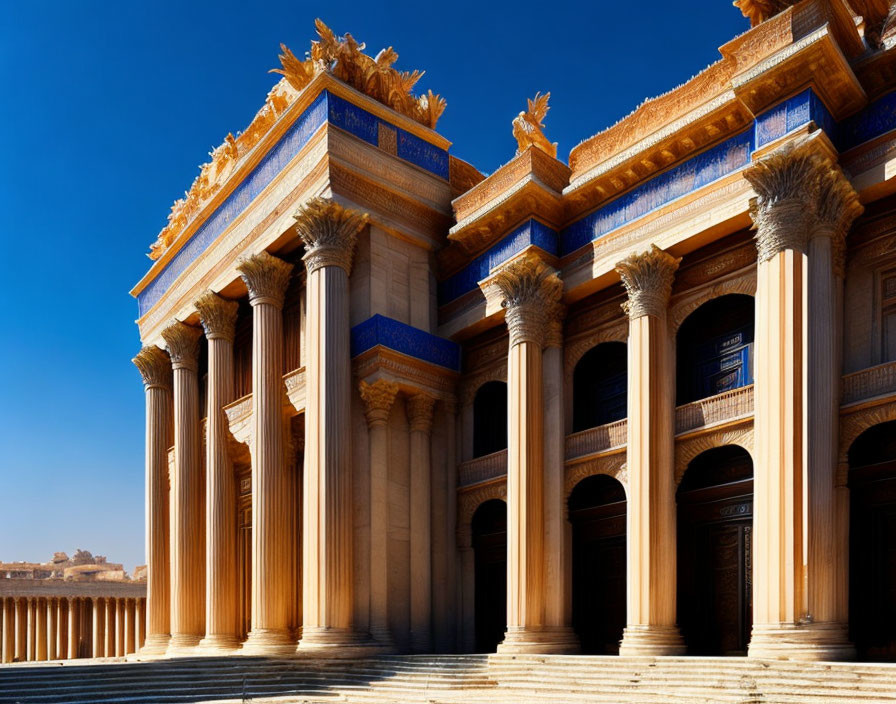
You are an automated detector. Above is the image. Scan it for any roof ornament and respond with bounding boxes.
[512,92,557,159]
[733,0,794,27]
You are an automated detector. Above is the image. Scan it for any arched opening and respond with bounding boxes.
[473,381,507,458]
[676,294,754,406]
[848,420,896,660]
[572,342,627,432]
[677,445,753,655]
[568,474,627,654]
[472,499,507,653]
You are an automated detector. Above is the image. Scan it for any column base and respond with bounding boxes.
[137,634,170,657]
[197,633,241,653]
[297,627,390,658]
[240,628,296,656]
[165,633,201,657]
[496,626,580,655]
[618,625,685,656]
[748,622,855,661]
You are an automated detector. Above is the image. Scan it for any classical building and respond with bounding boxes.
[0,553,147,662]
[130,3,896,663]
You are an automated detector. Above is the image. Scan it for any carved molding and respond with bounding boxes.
[492,256,563,348]
[194,291,239,342]
[407,393,436,433]
[161,321,202,372]
[294,197,368,275]
[236,251,294,309]
[359,379,400,428]
[456,479,507,548]
[674,421,755,485]
[838,398,896,463]
[815,166,863,278]
[564,452,628,498]
[668,268,756,335]
[615,244,681,319]
[132,345,172,390]
[512,92,557,159]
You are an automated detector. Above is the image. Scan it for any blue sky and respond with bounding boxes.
[0,1,747,571]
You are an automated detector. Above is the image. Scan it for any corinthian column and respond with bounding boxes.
[359,379,399,648]
[236,251,295,655]
[132,345,173,655]
[408,393,436,653]
[616,245,685,656]
[161,320,205,652]
[746,139,860,660]
[194,291,241,652]
[294,197,374,654]
[491,256,573,654]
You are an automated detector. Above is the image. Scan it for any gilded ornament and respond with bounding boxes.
[194,291,239,342]
[733,0,794,27]
[236,251,294,309]
[407,393,436,433]
[359,379,400,427]
[161,321,203,372]
[493,257,563,347]
[512,92,557,159]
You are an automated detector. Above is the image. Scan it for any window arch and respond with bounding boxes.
[572,342,627,432]
[473,381,507,458]
[676,294,754,406]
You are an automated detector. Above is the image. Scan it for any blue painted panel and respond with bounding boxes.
[327,92,378,145]
[438,219,558,303]
[559,129,753,256]
[351,314,461,371]
[137,91,329,316]
[397,127,450,180]
[754,89,834,148]
[838,91,896,151]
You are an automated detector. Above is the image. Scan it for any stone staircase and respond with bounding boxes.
[2,654,896,703]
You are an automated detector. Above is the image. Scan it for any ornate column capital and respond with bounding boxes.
[194,291,239,342]
[161,322,202,372]
[493,257,563,348]
[745,139,829,261]
[407,393,436,434]
[236,251,294,309]
[133,345,172,390]
[293,197,369,275]
[815,166,863,278]
[615,244,680,319]
[359,379,400,428]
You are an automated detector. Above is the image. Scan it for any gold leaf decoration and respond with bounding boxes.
[512,92,557,159]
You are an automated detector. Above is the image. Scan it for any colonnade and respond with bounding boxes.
[484,135,863,660]
[0,596,145,662]
[133,198,374,656]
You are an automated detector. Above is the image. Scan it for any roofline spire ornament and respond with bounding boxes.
[733,0,795,27]
[512,92,557,159]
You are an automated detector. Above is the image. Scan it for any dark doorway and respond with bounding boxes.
[572,342,627,432]
[568,474,627,654]
[473,381,507,458]
[472,499,507,652]
[677,445,753,655]
[676,294,754,405]
[849,420,896,661]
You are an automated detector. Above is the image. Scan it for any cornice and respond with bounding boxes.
[353,346,458,401]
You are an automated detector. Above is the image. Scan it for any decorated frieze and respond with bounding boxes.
[350,314,461,372]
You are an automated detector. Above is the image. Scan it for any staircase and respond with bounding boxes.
[2,654,896,703]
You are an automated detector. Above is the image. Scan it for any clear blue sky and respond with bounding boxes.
[0,1,747,571]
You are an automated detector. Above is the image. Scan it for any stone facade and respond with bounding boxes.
[129,7,896,661]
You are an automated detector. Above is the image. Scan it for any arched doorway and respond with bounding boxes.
[568,474,627,654]
[676,294,754,405]
[677,445,753,655]
[572,342,627,432]
[473,381,507,458]
[472,499,507,652]
[849,420,896,660]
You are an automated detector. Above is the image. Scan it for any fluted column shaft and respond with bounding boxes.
[56,598,65,659]
[236,252,295,654]
[195,293,240,651]
[360,380,399,647]
[294,198,370,653]
[490,256,572,653]
[408,393,436,653]
[67,598,78,659]
[15,598,26,661]
[2,599,13,663]
[36,598,47,660]
[47,598,56,660]
[162,322,204,651]
[135,598,145,650]
[133,345,173,655]
[104,598,114,657]
[116,599,125,657]
[26,598,35,661]
[125,600,135,654]
[91,598,103,658]
[616,245,684,656]
[746,139,860,660]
